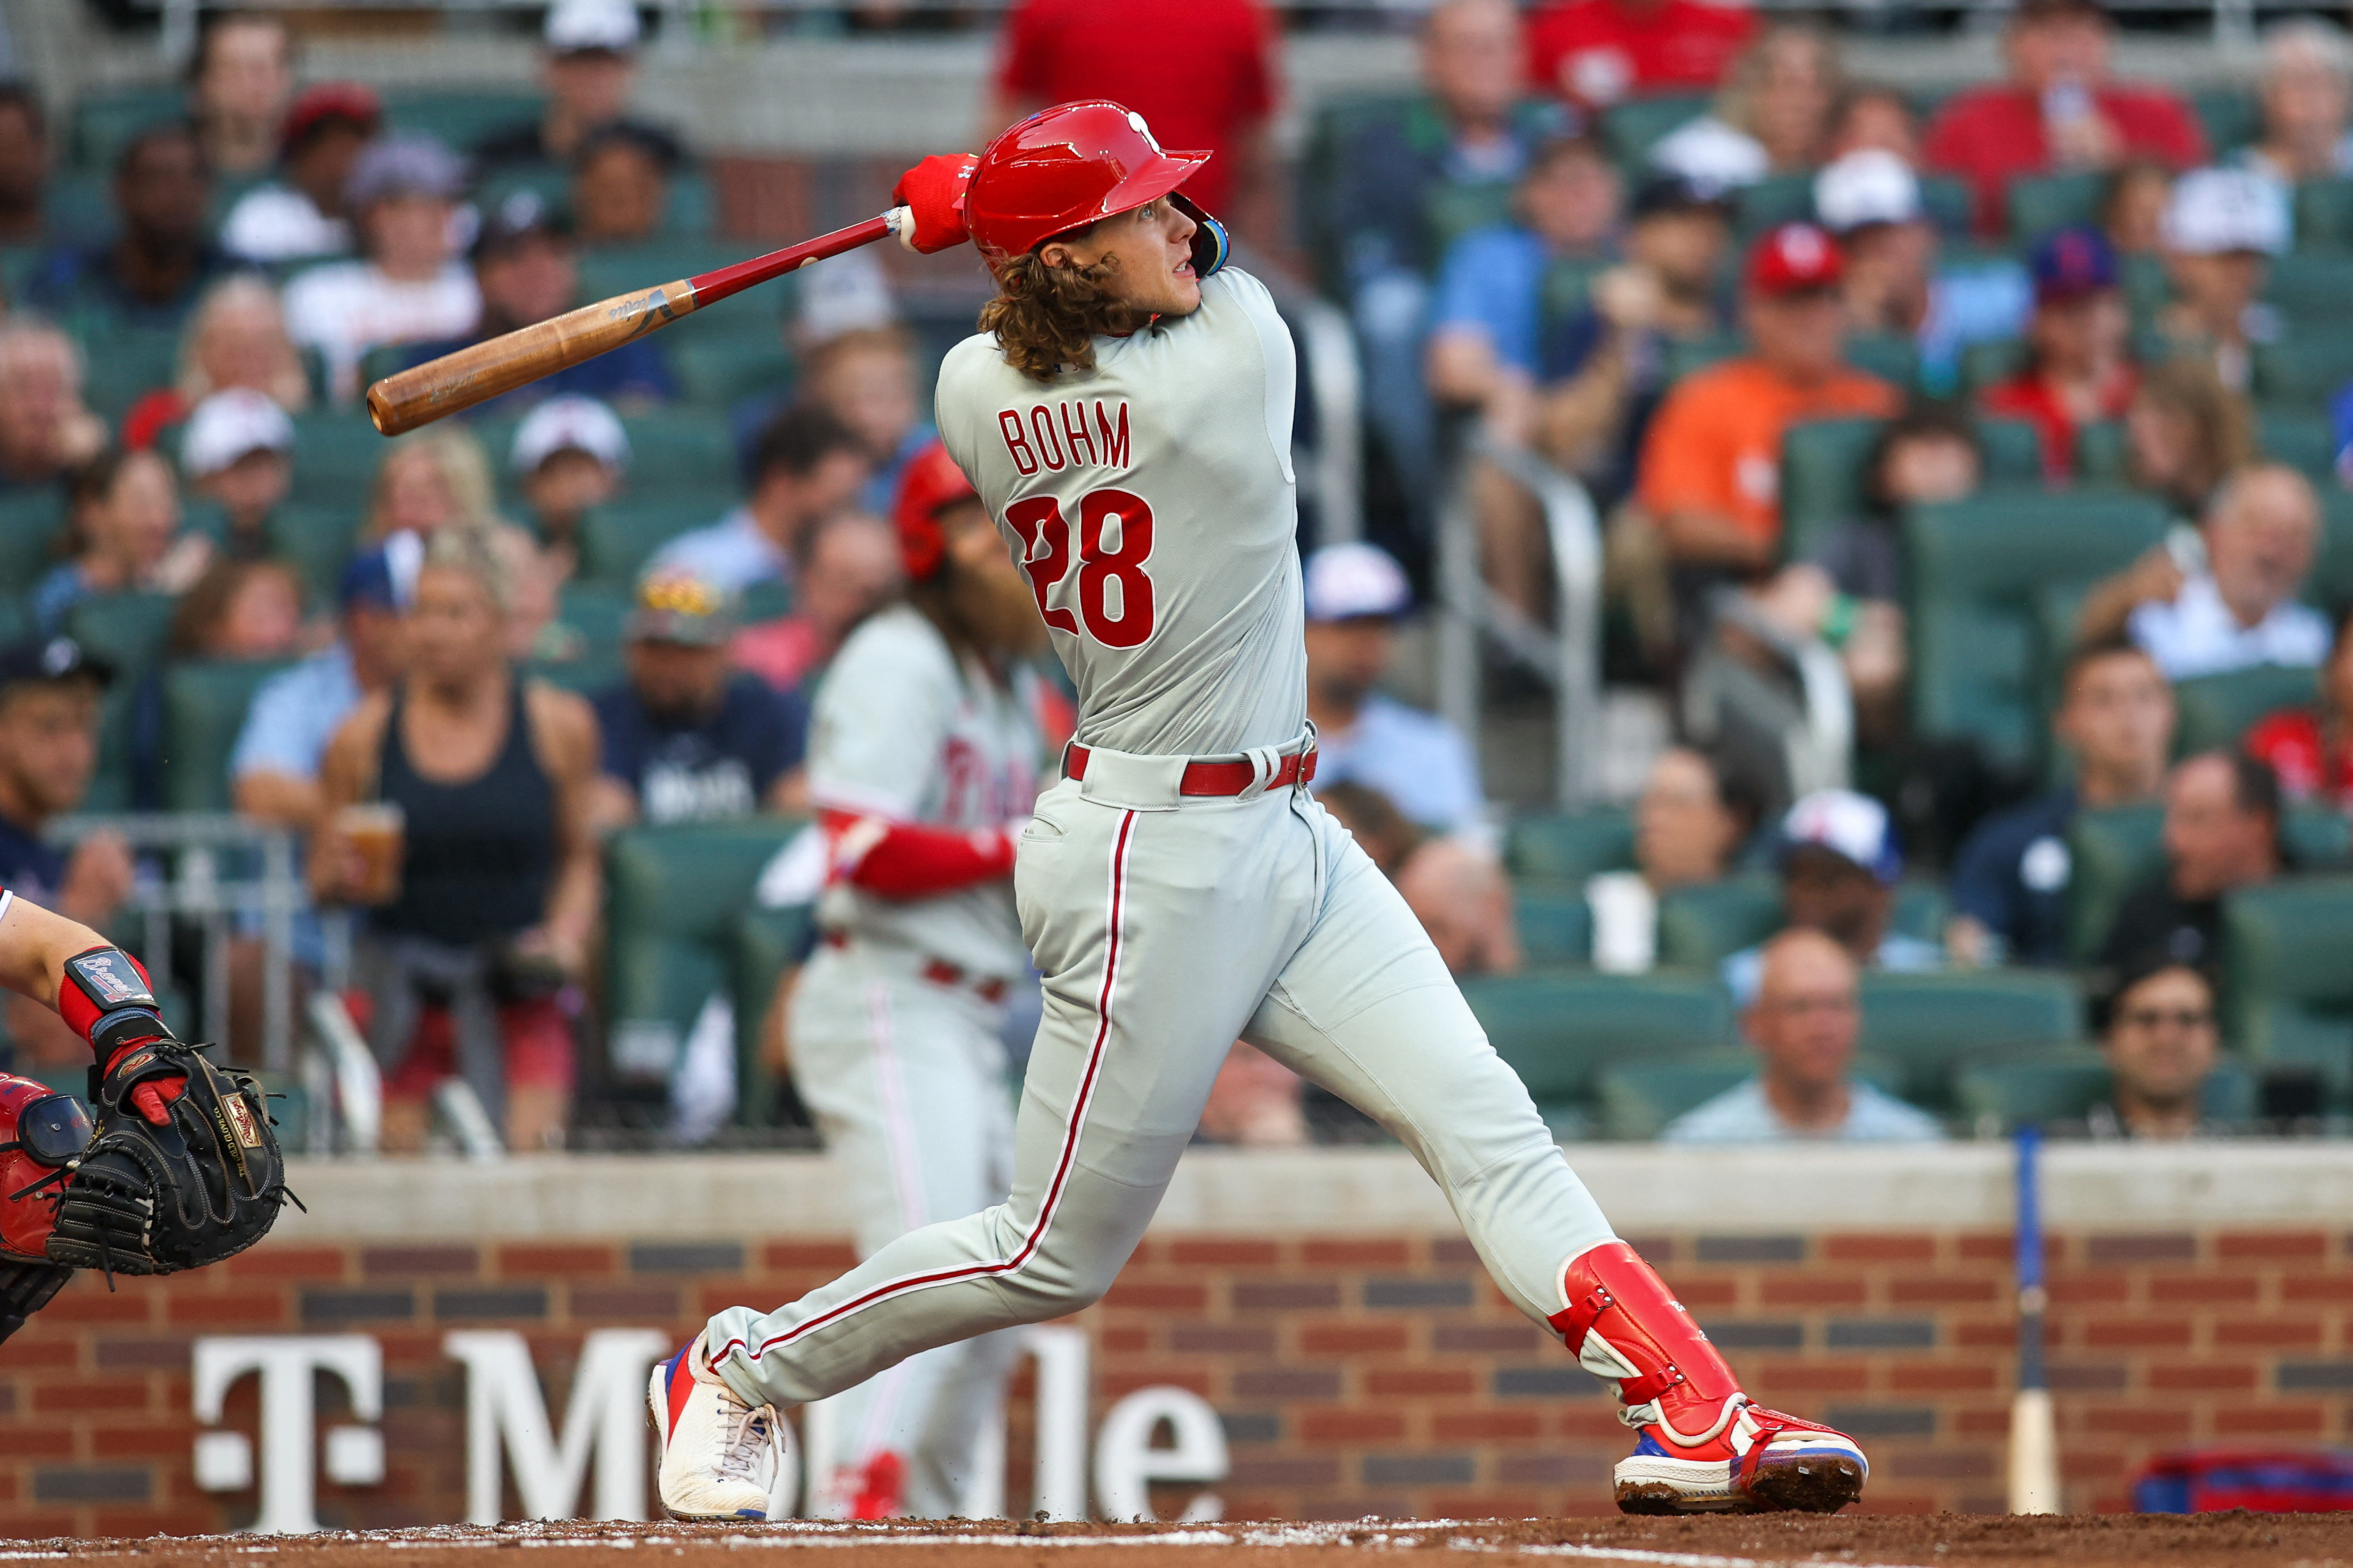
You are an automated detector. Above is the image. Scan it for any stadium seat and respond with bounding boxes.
[1662,331,1742,386]
[264,503,364,601]
[65,591,177,675]
[732,901,816,1128]
[2312,491,2353,608]
[2192,86,2262,159]
[2257,409,2335,483]
[381,90,544,153]
[1853,969,2083,1109]
[556,582,633,651]
[2172,665,2321,756]
[669,334,796,413]
[0,487,64,591]
[158,659,293,813]
[1921,175,1973,237]
[1516,887,1593,967]
[2064,802,2163,964]
[1596,1049,1908,1139]
[1503,807,1632,885]
[2289,805,2353,867]
[290,414,393,505]
[1905,492,2171,772]
[2222,876,2353,1107]
[1459,971,1733,1135]
[2254,327,2353,408]
[1654,872,1953,971]
[2072,419,2127,486]
[1959,337,2029,398]
[604,819,807,1092]
[1778,415,2042,557]
[1845,332,1918,388]
[1953,1045,2258,1129]
[1600,93,1712,169]
[1735,173,1816,235]
[69,83,186,173]
[2006,172,2105,239]
[578,495,733,587]
[2296,177,2353,250]
[76,324,182,425]
[2267,253,2353,323]
[614,409,742,493]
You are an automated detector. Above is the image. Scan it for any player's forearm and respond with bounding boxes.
[0,893,117,1014]
[821,811,1017,900]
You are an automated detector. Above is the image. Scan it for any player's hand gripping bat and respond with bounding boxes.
[365,207,910,436]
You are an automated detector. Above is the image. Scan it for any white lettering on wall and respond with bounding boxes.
[444,1328,671,1523]
[190,1336,383,1535]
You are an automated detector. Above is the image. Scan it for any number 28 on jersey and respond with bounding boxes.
[997,398,1155,651]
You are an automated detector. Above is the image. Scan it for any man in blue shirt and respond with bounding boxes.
[1722,789,1943,1006]
[589,571,806,827]
[1947,639,2174,967]
[653,405,872,596]
[1666,928,1944,1143]
[1302,542,1487,837]
[232,542,415,831]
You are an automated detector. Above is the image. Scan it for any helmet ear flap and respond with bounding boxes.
[1169,193,1228,281]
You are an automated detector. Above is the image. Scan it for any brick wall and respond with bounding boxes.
[7,1223,2352,1537]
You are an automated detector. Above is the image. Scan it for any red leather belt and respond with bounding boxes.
[1063,743,1317,796]
[820,931,1008,1003]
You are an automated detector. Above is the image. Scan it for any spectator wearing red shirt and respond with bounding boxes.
[1924,0,2205,237]
[2247,605,2353,812]
[1981,226,2136,483]
[987,0,1276,219]
[1527,0,1757,110]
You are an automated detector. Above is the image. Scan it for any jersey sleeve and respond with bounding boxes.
[1200,270,1297,487]
[803,617,957,821]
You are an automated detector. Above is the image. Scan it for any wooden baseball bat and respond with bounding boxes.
[2007,1124,2061,1515]
[365,209,907,436]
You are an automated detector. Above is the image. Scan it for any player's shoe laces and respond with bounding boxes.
[1552,1241,1868,1515]
[649,1337,785,1520]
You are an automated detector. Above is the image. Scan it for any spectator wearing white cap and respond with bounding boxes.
[1721,788,1943,1008]
[281,133,481,403]
[475,0,683,177]
[2242,19,2353,186]
[220,82,384,266]
[1301,543,1487,839]
[512,395,629,583]
[181,388,294,558]
[1812,149,2029,394]
[2156,167,2290,394]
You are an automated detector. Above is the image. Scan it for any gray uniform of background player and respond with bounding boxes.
[786,603,1040,1516]
[705,269,1622,1424]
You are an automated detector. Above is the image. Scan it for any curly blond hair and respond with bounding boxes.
[978,252,1145,383]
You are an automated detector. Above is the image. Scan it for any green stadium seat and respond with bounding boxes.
[1662,331,1742,386]
[2268,253,2353,322]
[1921,175,1973,237]
[1778,414,2041,558]
[1905,492,2171,771]
[1601,93,1712,168]
[741,580,791,624]
[1959,337,2030,398]
[65,590,177,674]
[2192,87,2263,160]
[159,659,292,813]
[69,83,186,173]
[669,334,795,412]
[45,173,116,243]
[2072,420,2127,486]
[2121,252,2171,325]
[2064,802,2162,964]
[0,486,65,592]
[1845,332,1917,388]
[381,90,544,153]
[1980,417,2045,488]
[2006,172,2105,240]
[527,656,623,697]
[1459,971,1732,1135]
[578,494,733,587]
[76,324,181,425]
[1596,1049,1908,1139]
[2314,491,2353,609]
[1504,808,1633,885]
[263,503,363,601]
[2258,409,2336,483]
[556,582,633,650]
[604,819,807,1090]
[2297,177,2353,250]
[2222,876,2353,1107]
[2254,327,2353,408]
[2289,804,2353,868]
[2172,665,2322,756]
[1853,969,2083,1109]
[1953,1045,2258,1129]
[1516,887,1594,967]
[1735,173,1817,235]
[732,902,816,1127]
[616,409,741,492]
[289,414,393,504]
[1656,872,1951,971]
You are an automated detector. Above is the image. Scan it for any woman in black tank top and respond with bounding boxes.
[314,528,602,1153]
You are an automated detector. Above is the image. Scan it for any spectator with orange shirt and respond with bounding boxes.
[1526,0,1756,110]
[1635,223,1900,584]
[1979,227,2136,484]
[986,0,1276,223]
[2246,604,2353,812]
[1924,0,2204,237]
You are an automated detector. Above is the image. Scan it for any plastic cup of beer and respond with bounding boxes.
[337,802,404,906]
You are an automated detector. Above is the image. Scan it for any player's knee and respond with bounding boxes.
[1000,1242,1122,1321]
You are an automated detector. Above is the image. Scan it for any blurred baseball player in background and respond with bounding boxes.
[776,443,1046,1518]
[653,100,1869,1519]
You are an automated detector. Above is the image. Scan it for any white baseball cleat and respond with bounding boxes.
[648,1337,785,1520]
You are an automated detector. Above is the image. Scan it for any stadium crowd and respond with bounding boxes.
[0,0,2347,1151]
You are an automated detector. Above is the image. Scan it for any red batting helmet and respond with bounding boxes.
[895,439,979,582]
[963,99,1212,262]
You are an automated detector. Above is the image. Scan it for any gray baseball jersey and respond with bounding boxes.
[935,268,1306,758]
[806,604,1041,980]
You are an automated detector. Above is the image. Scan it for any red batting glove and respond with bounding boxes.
[892,153,978,253]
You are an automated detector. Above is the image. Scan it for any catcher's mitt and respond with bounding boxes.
[43,1040,294,1277]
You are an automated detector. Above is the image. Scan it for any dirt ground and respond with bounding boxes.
[5,1514,2353,1568]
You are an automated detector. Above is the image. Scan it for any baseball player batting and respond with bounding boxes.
[778,442,1047,1517]
[650,99,1870,1519]
[0,884,288,1337]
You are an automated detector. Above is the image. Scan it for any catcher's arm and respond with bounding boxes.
[0,888,114,1020]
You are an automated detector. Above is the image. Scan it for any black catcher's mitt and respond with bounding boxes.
[44,1040,293,1277]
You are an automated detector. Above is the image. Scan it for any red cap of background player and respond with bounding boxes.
[894,440,979,582]
[1745,221,1843,296]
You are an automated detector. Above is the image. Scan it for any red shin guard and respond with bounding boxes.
[1549,1240,1746,1441]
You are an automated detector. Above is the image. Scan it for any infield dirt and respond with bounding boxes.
[3,1514,2350,1568]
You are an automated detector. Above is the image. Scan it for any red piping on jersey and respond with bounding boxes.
[717,808,1137,1366]
[820,809,1017,900]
